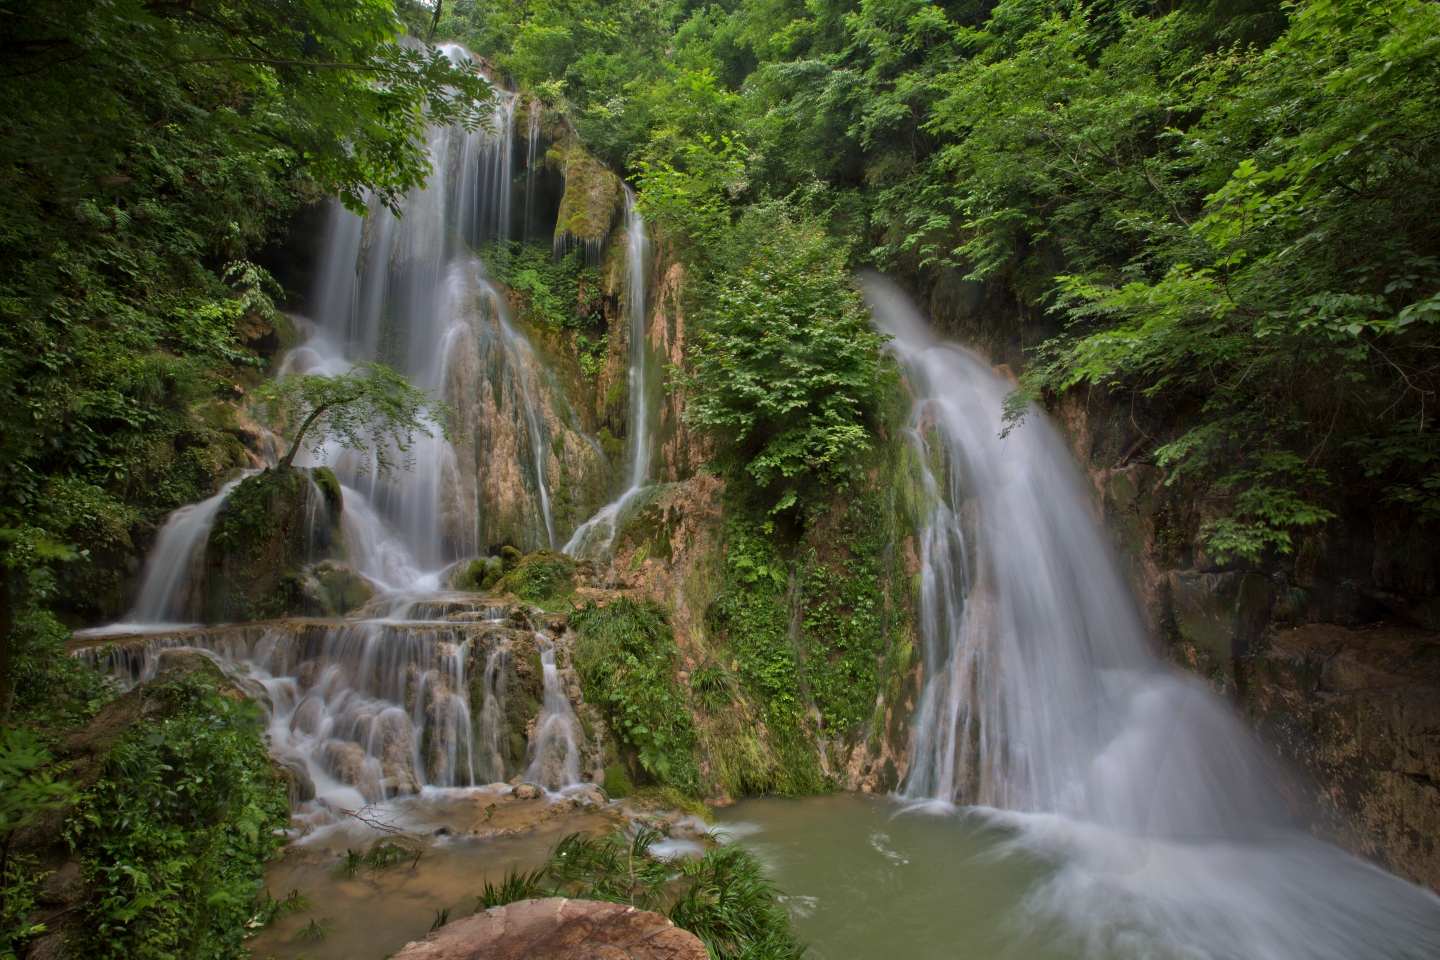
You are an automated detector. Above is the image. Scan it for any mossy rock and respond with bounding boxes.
[497,549,577,603]
[603,763,633,799]
[301,560,373,617]
[550,142,623,246]
[452,556,505,591]
[204,466,343,621]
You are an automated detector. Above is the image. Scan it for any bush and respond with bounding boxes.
[676,220,892,515]
[570,599,698,791]
[498,549,577,603]
[479,827,805,960]
[70,671,289,959]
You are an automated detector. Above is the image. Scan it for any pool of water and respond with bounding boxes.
[714,794,1063,960]
[246,790,615,960]
[246,791,1440,960]
[716,794,1440,960]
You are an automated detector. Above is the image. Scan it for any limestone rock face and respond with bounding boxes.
[1242,623,1440,891]
[392,898,707,960]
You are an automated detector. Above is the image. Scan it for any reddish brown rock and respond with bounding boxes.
[392,897,707,960]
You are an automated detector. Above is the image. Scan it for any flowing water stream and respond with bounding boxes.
[562,188,653,558]
[86,52,614,821]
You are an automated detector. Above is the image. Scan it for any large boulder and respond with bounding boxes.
[392,898,706,960]
[203,465,344,621]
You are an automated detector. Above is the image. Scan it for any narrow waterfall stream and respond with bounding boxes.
[562,188,652,558]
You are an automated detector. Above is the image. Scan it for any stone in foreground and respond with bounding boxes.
[392,897,707,960]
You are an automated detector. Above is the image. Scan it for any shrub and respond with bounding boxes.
[498,549,577,603]
[70,671,289,959]
[676,220,892,514]
[570,600,698,791]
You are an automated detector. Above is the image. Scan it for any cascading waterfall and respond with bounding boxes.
[862,274,1440,959]
[563,190,651,557]
[522,637,583,790]
[117,473,255,626]
[87,52,607,820]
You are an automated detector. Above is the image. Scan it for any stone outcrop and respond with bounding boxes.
[393,898,707,960]
[1241,622,1440,890]
[203,465,370,621]
[1049,389,1440,891]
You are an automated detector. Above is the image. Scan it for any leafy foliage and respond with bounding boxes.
[569,600,699,790]
[70,670,289,959]
[498,549,578,603]
[259,361,453,473]
[676,220,892,514]
[479,827,805,960]
[483,241,604,331]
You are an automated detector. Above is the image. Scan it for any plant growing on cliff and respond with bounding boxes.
[260,363,454,473]
[569,599,699,791]
[676,221,891,515]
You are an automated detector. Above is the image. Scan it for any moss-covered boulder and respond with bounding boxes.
[497,549,577,604]
[300,559,373,617]
[550,141,623,255]
[204,465,343,621]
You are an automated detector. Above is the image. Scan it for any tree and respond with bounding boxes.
[259,362,454,473]
[676,217,892,514]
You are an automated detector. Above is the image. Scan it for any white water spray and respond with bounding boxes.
[116,474,255,627]
[522,636,583,790]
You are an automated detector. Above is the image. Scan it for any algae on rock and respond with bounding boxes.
[550,140,623,261]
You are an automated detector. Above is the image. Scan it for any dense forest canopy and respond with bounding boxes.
[439,0,1438,563]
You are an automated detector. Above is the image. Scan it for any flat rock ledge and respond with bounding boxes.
[392,897,707,960]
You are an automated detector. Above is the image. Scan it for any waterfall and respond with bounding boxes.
[299,52,602,567]
[117,474,254,627]
[522,636,583,790]
[563,191,651,557]
[76,49,611,841]
[474,643,510,783]
[862,274,1440,958]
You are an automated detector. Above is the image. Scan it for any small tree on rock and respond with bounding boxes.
[259,362,453,473]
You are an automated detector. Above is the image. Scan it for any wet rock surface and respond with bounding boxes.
[392,898,707,960]
[1241,622,1440,890]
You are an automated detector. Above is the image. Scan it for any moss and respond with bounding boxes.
[201,465,349,621]
[310,465,343,514]
[603,763,632,799]
[497,549,577,603]
[571,599,699,792]
[304,559,373,617]
[550,142,623,246]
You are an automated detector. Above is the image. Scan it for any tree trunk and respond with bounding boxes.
[280,403,334,470]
